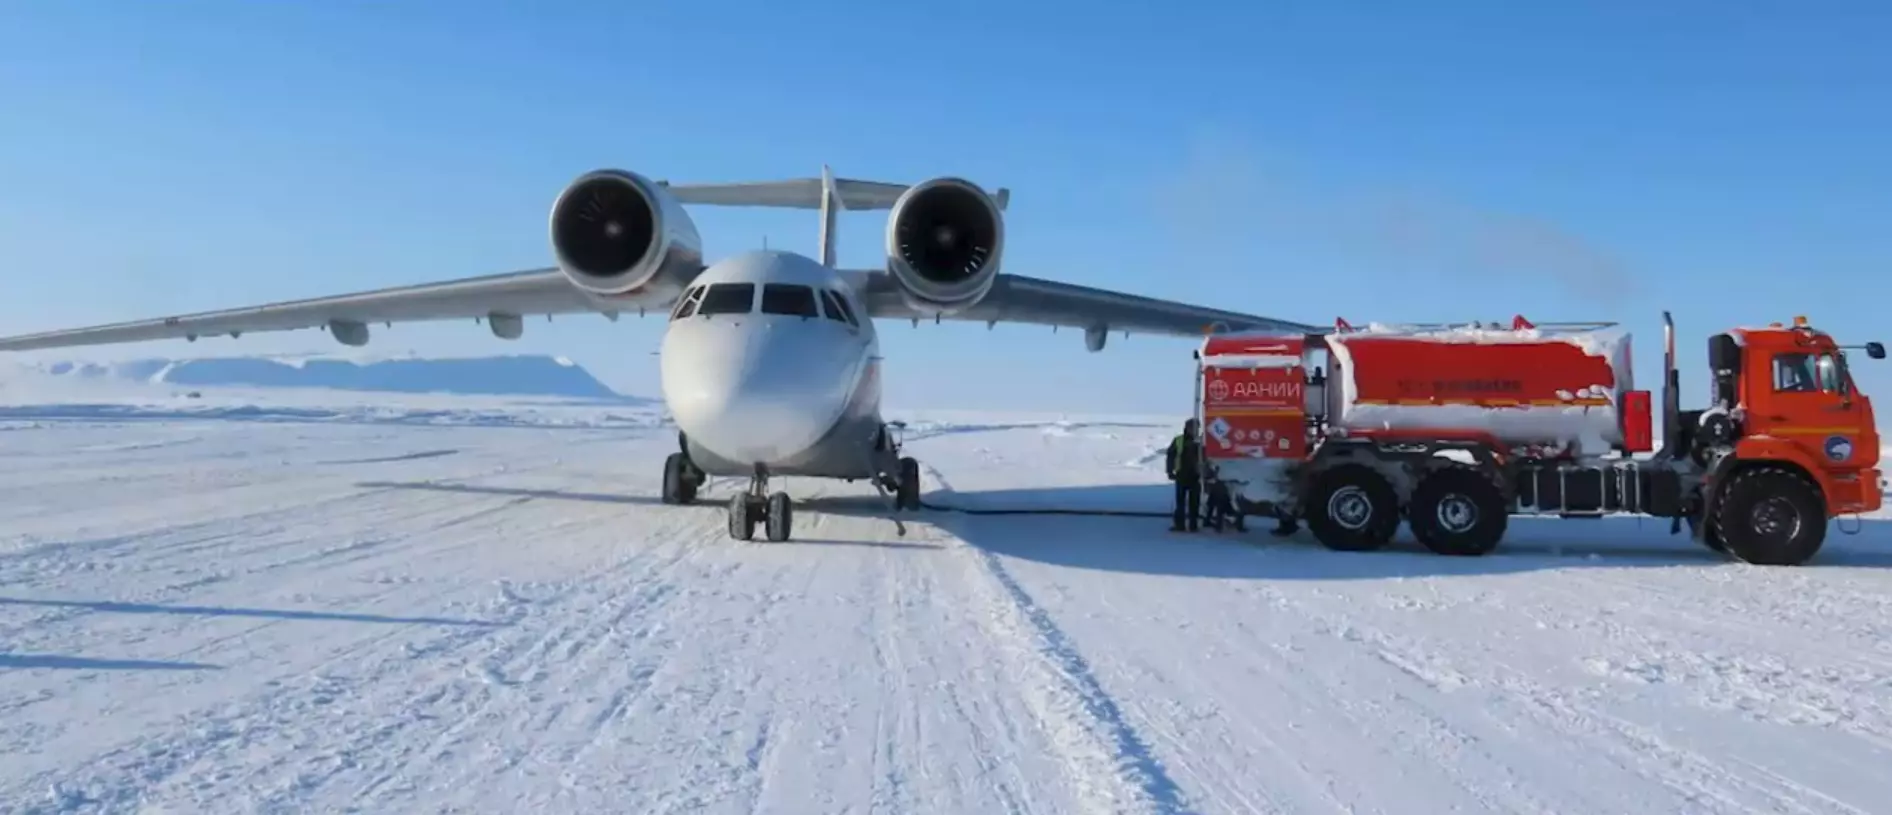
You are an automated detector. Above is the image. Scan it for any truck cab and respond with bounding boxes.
[1733,319,1876,510]
[1687,315,1876,559]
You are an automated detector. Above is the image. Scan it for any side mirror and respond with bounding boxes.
[1868,341,1886,360]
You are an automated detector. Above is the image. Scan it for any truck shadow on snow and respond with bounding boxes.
[921,483,1892,579]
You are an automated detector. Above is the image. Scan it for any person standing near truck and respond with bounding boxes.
[1166,418,1204,531]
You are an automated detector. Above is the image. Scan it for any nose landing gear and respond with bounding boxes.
[728,463,794,542]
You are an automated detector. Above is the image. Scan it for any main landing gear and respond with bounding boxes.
[661,452,705,505]
[879,456,923,512]
[727,463,796,542]
[667,428,928,543]
[871,422,923,513]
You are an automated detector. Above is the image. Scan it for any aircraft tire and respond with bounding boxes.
[896,457,921,510]
[765,492,793,542]
[728,493,756,541]
[663,453,696,505]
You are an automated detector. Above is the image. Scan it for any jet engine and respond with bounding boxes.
[884,177,1004,313]
[548,169,704,302]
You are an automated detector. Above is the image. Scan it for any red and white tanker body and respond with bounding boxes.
[1193,313,1884,566]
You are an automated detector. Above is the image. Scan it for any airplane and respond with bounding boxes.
[0,165,1322,542]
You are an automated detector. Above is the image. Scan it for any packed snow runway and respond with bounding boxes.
[4,400,1892,814]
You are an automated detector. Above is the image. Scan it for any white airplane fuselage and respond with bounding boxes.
[658,249,890,480]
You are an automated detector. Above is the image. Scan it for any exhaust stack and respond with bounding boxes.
[1662,310,1680,457]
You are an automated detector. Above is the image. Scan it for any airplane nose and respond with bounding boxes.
[662,322,844,466]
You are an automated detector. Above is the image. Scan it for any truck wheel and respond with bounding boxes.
[1409,467,1508,556]
[1306,465,1400,551]
[1715,466,1826,566]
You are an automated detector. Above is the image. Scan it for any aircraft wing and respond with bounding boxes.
[0,265,1316,354]
[0,267,616,352]
[853,271,1324,339]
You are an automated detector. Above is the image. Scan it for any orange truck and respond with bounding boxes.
[1192,313,1885,565]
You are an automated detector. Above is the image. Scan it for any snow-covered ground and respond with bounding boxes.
[2,392,1891,814]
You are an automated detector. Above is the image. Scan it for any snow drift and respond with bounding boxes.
[31,354,634,401]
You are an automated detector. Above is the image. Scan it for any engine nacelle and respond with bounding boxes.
[884,177,1004,313]
[548,168,704,302]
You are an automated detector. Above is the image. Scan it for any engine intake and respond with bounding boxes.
[548,169,703,301]
[884,177,1004,313]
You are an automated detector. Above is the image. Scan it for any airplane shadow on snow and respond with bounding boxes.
[0,653,221,672]
[920,482,1892,580]
[357,480,942,550]
[0,595,501,628]
[0,596,502,673]
[356,479,1892,570]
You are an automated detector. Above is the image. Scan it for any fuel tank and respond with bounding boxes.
[1322,322,1635,453]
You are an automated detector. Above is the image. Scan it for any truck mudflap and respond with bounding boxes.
[1693,452,1744,541]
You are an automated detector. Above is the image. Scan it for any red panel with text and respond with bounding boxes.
[1201,358,1306,460]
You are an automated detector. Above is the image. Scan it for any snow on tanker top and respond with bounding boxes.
[1324,321,1634,453]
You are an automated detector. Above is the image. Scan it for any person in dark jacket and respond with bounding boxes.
[1202,463,1246,532]
[1165,419,1203,531]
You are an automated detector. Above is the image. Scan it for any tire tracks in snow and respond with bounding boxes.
[0,492,575,813]
[0,467,556,656]
[1457,568,1892,754]
[0,470,703,813]
[955,522,1193,814]
[350,506,733,810]
[1254,582,1873,814]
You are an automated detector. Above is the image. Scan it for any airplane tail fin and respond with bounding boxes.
[819,165,840,267]
[655,168,1010,267]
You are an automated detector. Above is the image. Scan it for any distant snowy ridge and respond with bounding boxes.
[0,402,663,430]
[30,354,640,402]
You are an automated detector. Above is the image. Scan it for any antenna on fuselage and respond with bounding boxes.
[818,164,841,268]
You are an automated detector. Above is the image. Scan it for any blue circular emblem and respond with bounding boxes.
[1824,435,1854,462]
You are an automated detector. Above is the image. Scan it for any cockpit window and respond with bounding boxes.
[822,289,859,326]
[760,284,819,318]
[819,291,849,324]
[670,285,705,321]
[695,283,756,316]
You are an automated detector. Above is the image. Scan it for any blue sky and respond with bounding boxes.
[1,1,1887,414]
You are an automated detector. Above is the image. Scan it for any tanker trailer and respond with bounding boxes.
[1193,313,1884,565]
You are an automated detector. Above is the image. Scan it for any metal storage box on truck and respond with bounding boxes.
[1195,333,1311,508]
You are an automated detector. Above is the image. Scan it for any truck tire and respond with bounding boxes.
[1409,466,1508,556]
[1714,465,1826,566]
[1306,464,1400,551]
